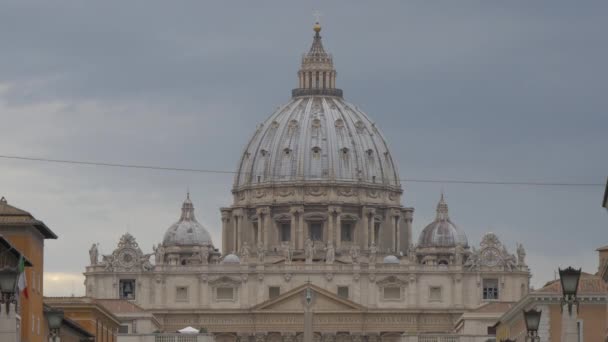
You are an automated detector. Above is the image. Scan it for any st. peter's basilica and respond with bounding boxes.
[84,22,530,341]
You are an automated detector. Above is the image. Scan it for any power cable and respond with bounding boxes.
[0,154,603,188]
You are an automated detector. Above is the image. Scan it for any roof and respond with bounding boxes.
[0,197,58,239]
[95,299,145,314]
[0,235,33,266]
[44,297,121,325]
[536,271,608,295]
[469,302,516,314]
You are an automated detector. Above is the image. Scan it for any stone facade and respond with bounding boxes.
[84,23,531,340]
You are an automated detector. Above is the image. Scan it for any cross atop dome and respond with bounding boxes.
[292,21,343,98]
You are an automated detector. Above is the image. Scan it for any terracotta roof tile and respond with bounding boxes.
[536,272,608,294]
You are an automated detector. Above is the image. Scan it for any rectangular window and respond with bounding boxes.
[429,286,442,302]
[383,287,401,300]
[309,222,323,241]
[119,279,136,300]
[253,223,258,244]
[118,325,129,334]
[482,279,499,300]
[269,286,281,299]
[176,286,188,302]
[280,223,291,242]
[341,222,353,242]
[216,287,235,301]
[337,286,349,299]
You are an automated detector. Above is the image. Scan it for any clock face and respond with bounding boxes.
[118,248,138,268]
[481,248,501,267]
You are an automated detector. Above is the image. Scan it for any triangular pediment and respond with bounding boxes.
[253,284,365,312]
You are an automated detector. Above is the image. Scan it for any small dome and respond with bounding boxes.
[163,193,214,247]
[222,254,240,264]
[383,255,399,264]
[418,194,468,248]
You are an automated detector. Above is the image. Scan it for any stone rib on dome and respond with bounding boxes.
[233,96,401,189]
[163,193,213,247]
[418,194,468,248]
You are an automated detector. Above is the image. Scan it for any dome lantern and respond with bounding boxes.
[292,21,342,98]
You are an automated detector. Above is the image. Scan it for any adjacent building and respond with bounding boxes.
[84,23,531,340]
[494,248,608,341]
[0,196,57,342]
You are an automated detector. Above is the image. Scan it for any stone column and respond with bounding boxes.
[257,208,264,246]
[0,304,18,342]
[335,208,342,249]
[362,208,369,249]
[298,209,305,249]
[327,207,334,245]
[233,212,241,254]
[221,210,230,255]
[290,211,297,250]
[264,208,271,249]
[403,208,414,253]
[283,333,296,342]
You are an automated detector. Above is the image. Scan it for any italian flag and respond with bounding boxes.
[17,256,28,299]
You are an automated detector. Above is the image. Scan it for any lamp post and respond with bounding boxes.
[559,267,581,314]
[46,308,64,342]
[0,266,18,314]
[523,308,541,342]
[559,266,582,342]
[603,176,607,210]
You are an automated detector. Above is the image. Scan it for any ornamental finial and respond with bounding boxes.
[313,10,322,33]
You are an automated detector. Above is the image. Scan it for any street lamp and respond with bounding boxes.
[523,308,542,342]
[0,265,18,314]
[559,266,582,314]
[46,308,64,342]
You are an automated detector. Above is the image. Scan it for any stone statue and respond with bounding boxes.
[101,255,114,271]
[350,245,359,265]
[305,238,314,264]
[200,245,209,264]
[141,253,154,271]
[89,243,98,265]
[153,244,165,265]
[464,247,479,270]
[257,242,265,264]
[369,242,377,264]
[325,243,335,264]
[455,244,464,265]
[284,244,292,264]
[408,244,417,264]
[516,243,526,266]
[502,246,517,271]
[240,242,250,261]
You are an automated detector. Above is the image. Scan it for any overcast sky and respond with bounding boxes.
[0,1,606,296]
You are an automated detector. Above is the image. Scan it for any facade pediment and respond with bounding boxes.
[253,284,365,312]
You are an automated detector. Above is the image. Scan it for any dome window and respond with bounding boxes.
[311,146,321,159]
[366,149,374,157]
[335,119,344,128]
[260,149,268,157]
[312,118,321,128]
[340,147,349,155]
[271,121,280,129]
[283,148,292,156]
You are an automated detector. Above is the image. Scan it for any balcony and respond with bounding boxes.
[117,333,214,342]
[402,335,495,342]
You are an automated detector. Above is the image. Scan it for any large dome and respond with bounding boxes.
[418,194,468,248]
[163,193,214,247]
[233,24,400,191]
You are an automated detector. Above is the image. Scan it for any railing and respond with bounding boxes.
[117,333,214,342]
[402,335,495,342]
[291,88,343,98]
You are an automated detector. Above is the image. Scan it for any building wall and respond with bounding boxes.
[87,267,528,312]
[2,227,45,342]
